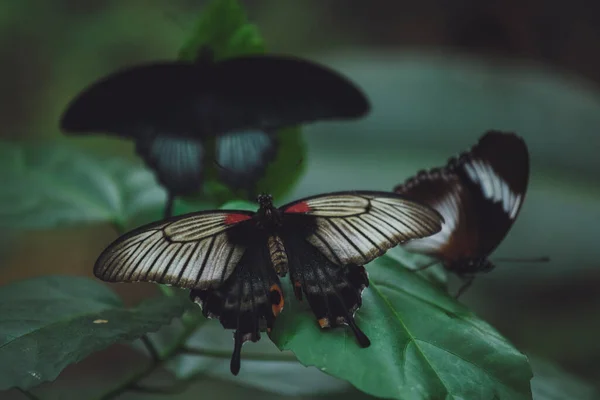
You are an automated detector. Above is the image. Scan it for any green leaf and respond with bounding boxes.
[178,0,265,61]
[0,140,214,231]
[179,0,306,203]
[270,254,533,400]
[219,199,257,212]
[0,140,164,230]
[0,276,188,391]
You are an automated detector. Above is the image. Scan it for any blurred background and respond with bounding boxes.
[1,0,600,399]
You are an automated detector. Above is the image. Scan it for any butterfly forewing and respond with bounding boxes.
[455,131,529,256]
[394,130,530,263]
[60,55,370,140]
[281,191,444,266]
[94,211,254,290]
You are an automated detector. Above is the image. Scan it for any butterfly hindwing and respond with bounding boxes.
[394,168,477,260]
[190,243,284,375]
[284,233,370,347]
[277,190,444,344]
[94,210,254,290]
[215,129,278,190]
[135,135,205,196]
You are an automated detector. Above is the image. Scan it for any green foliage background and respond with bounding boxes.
[1,0,600,399]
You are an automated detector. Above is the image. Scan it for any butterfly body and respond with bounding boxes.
[94,191,444,374]
[395,131,529,291]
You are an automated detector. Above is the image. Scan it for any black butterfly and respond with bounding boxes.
[60,53,370,215]
[394,131,530,297]
[94,191,443,374]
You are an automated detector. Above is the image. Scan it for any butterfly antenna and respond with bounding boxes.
[494,257,550,263]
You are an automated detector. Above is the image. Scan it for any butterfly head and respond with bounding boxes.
[257,193,274,209]
[256,193,281,227]
[445,257,496,274]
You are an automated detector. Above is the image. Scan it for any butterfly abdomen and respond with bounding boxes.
[267,235,288,277]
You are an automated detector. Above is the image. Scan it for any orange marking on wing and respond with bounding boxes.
[318,318,330,328]
[284,201,311,213]
[270,284,284,317]
[224,213,252,225]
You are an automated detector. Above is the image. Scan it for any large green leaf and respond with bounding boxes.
[0,276,189,391]
[270,254,533,400]
[0,140,211,231]
[179,0,306,203]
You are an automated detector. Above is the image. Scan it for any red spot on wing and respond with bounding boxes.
[284,201,311,214]
[224,213,252,225]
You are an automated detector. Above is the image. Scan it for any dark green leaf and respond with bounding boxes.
[0,140,213,231]
[179,0,306,203]
[178,0,265,61]
[270,254,533,400]
[0,276,188,390]
[0,140,164,230]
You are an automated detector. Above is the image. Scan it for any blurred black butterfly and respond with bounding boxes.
[94,191,443,374]
[394,131,534,297]
[60,51,370,216]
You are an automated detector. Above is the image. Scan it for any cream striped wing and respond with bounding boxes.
[282,191,444,266]
[94,211,254,290]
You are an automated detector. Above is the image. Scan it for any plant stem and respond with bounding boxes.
[178,346,299,362]
[140,335,159,362]
[95,311,204,400]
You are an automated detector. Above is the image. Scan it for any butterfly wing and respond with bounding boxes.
[280,191,444,266]
[212,55,370,128]
[277,191,443,346]
[60,55,369,140]
[94,210,255,290]
[60,63,212,138]
[215,129,278,191]
[394,130,529,262]
[453,130,529,256]
[135,135,205,196]
[394,168,477,260]
[191,244,284,375]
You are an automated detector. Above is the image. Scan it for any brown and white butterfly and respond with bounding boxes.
[94,191,443,375]
[394,131,533,297]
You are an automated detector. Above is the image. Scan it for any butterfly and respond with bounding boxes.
[394,131,530,297]
[59,52,370,216]
[93,191,444,374]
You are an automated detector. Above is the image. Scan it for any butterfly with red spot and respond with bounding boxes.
[94,191,444,375]
[394,130,532,297]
